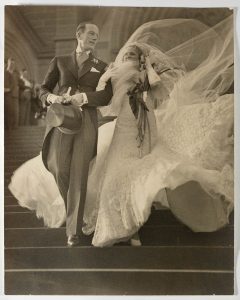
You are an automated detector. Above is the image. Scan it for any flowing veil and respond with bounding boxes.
[115,15,233,104]
[100,15,233,119]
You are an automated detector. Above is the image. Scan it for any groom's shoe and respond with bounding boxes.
[67,235,80,247]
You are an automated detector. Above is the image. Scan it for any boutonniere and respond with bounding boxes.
[92,58,99,64]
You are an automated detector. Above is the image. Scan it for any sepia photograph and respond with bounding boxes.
[3,3,236,296]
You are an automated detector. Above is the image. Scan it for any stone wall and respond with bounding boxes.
[5,6,233,84]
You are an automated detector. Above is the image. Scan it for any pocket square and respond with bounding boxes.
[90,67,100,73]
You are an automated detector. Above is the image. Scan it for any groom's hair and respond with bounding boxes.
[76,22,98,36]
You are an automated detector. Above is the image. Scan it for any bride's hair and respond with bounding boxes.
[121,45,142,62]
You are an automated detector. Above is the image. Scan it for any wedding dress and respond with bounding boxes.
[83,65,233,247]
[8,15,234,246]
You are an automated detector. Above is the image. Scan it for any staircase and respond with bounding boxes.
[4,126,234,295]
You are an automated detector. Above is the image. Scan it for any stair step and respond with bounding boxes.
[5,180,12,187]
[4,125,235,296]
[4,206,234,229]
[5,140,43,146]
[5,205,31,213]
[5,179,13,186]
[5,150,41,155]
[4,126,45,136]
[5,164,25,172]
[139,225,233,247]
[5,270,234,295]
[5,228,86,248]
[4,210,186,229]
[5,226,233,248]
[5,160,35,168]
[5,212,45,228]
[5,246,234,271]
[5,142,43,148]
[4,154,39,161]
[5,146,42,150]
[148,210,234,226]
[5,195,18,206]
[5,140,43,145]
[5,148,42,155]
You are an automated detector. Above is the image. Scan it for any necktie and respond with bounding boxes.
[76,51,89,75]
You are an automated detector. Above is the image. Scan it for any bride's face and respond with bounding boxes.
[122,47,140,62]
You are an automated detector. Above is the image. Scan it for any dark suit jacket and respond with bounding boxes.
[39,51,113,169]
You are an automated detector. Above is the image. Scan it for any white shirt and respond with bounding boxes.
[76,49,91,56]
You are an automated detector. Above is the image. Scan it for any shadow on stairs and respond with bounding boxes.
[4,126,234,295]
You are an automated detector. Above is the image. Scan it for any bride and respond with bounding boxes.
[9,16,234,247]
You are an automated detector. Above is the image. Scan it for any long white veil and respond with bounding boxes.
[114,15,233,105]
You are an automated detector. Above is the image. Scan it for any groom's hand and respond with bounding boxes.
[47,94,65,104]
[71,93,88,107]
[62,87,72,104]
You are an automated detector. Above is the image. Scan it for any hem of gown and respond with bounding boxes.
[8,182,66,228]
[90,160,233,246]
[92,227,139,247]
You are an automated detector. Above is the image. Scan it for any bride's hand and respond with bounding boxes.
[100,65,118,82]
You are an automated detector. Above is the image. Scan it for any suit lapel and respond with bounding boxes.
[64,51,78,79]
[78,53,95,79]
[63,52,98,80]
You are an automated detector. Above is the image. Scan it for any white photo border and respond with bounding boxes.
[0,1,239,299]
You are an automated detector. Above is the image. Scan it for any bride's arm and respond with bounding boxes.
[96,64,118,91]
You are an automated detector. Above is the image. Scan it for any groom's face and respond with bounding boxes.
[78,24,99,51]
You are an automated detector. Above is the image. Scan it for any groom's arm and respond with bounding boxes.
[39,57,59,106]
[84,61,113,107]
[84,79,113,107]
[70,61,113,108]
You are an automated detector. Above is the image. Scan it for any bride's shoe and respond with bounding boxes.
[130,238,142,246]
[130,232,142,246]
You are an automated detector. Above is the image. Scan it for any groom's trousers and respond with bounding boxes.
[47,110,97,236]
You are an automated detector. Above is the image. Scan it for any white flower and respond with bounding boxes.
[92,58,99,64]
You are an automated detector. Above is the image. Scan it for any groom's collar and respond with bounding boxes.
[75,45,91,56]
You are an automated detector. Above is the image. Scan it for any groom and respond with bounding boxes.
[39,22,113,246]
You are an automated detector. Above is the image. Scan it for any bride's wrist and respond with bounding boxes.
[96,80,107,91]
